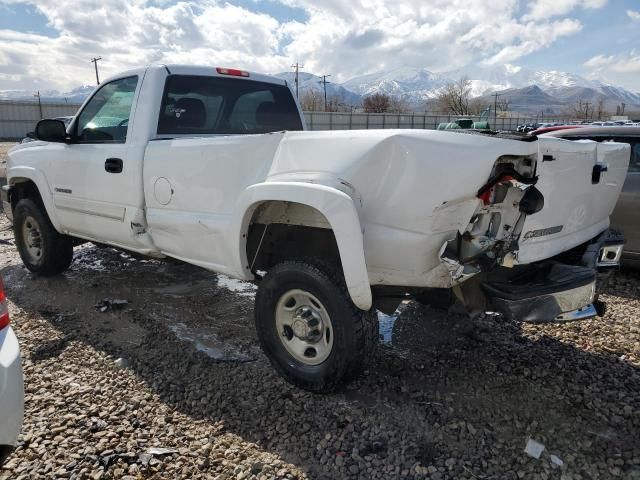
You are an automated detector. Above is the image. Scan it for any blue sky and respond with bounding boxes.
[0,0,638,93]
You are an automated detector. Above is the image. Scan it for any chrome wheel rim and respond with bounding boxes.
[275,289,333,366]
[22,215,43,263]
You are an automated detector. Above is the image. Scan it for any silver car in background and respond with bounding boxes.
[543,127,640,266]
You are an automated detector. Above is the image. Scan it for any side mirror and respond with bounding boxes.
[35,119,68,142]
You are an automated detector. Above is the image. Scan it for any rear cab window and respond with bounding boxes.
[157,75,302,136]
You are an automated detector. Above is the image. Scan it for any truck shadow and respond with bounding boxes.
[2,246,639,479]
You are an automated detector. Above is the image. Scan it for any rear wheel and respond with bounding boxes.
[13,198,73,275]
[255,259,378,393]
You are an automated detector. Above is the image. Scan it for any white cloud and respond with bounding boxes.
[584,51,640,73]
[523,0,606,21]
[628,9,640,21]
[0,0,595,91]
[485,18,582,64]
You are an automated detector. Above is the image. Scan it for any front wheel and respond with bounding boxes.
[13,198,74,275]
[255,259,378,393]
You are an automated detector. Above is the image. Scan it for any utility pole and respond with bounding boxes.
[34,90,43,119]
[90,57,102,85]
[290,62,304,98]
[318,74,331,112]
[491,92,503,129]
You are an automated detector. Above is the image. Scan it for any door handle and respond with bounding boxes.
[105,158,123,174]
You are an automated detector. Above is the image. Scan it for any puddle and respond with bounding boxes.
[167,321,253,362]
[378,312,397,344]
[153,280,213,296]
[377,301,412,345]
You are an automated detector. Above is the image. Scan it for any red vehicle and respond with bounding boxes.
[530,125,584,136]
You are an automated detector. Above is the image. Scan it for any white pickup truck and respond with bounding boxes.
[2,65,629,392]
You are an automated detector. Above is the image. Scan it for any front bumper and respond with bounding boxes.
[483,229,623,323]
[0,326,24,463]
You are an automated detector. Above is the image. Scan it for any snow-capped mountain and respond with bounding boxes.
[343,63,640,112]
[273,72,361,105]
[341,67,448,100]
[444,63,599,94]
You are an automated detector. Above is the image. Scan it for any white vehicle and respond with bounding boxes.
[1,65,630,391]
[0,277,23,464]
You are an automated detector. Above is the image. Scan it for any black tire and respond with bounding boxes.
[255,259,378,393]
[13,198,73,275]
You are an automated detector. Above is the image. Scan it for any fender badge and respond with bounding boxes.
[54,188,72,194]
[523,225,563,240]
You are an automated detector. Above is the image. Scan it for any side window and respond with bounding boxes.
[157,75,302,136]
[75,76,138,143]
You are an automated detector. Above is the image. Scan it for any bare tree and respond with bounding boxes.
[362,93,392,113]
[565,99,593,120]
[469,98,490,115]
[496,96,511,113]
[595,96,608,120]
[299,89,323,111]
[325,95,352,112]
[435,76,472,115]
[388,96,411,114]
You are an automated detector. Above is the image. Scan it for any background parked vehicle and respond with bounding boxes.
[542,127,640,266]
[0,277,24,465]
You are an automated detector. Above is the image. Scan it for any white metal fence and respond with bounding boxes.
[0,100,81,140]
[304,112,575,131]
[0,100,574,140]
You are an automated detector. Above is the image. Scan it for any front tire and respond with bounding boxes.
[255,259,378,393]
[13,198,73,275]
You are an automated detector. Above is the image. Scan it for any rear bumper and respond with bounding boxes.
[483,229,623,323]
[0,326,24,460]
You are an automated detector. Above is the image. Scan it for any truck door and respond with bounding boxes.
[45,75,146,247]
[143,72,301,272]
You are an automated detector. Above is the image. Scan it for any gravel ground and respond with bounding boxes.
[0,143,639,479]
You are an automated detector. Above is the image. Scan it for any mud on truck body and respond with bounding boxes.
[1,65,629,392]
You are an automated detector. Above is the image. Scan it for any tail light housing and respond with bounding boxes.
[0,278,9,330]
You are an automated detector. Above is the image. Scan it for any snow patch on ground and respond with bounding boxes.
[216,275,257,297]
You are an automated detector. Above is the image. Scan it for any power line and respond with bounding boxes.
[318,74,331,112]
[290,62,304,98]
[90,57,102,85]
